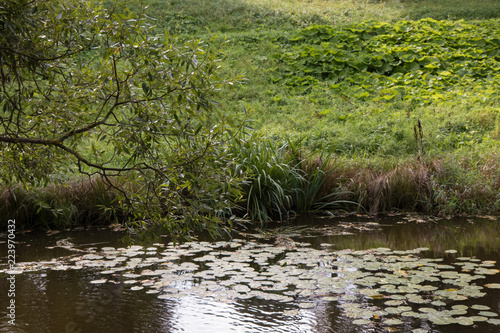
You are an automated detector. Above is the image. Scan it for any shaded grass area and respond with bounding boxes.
[0,178,122,230]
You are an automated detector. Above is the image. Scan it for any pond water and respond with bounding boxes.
[1,215,500,333]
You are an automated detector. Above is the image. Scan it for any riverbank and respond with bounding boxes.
[2,149,499,231]
[1,0,499,232]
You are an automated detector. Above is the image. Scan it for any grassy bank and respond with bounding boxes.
[2,146,499,230]
[2,0,499,231]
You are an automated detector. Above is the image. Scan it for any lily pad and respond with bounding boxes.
[298,302,314,309]
[99,270,116,275]
[471,304,491,310]
[456,317,474,326]
[130,286,144,291]
[383,319,403,325]
[478,311,498,317]
[485,283,500,289]
[352,319,372,325]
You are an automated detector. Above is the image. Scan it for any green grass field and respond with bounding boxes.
[143,0,500,159]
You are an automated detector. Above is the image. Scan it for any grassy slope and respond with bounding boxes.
[144,0,500,214]
[147,0,499,158]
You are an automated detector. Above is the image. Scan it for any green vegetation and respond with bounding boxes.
[277,20,500,104]
[1,0,499,235]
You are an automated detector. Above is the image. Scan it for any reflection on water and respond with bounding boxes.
[1,216,500,333]
[167,296,316,332]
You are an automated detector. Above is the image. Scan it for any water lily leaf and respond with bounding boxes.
[427,313,456,325]
[401,311,421,318]
[124,280,138,284]
[471,304,491,310]
[82,254,103,260]
[476,268,500,275]
[383,319,403,325]
[485,283,500,289]
[123,273,141,278]
[478,311,498,317]
[283,309,300,316]
[456,317,474,326]
[415,248,430,252]
[100,270,116,274]
[90,279,107,284]
[352,319,372,325]
[298,302,314,309]
[130,286,144,291]
[452,305,468,311]
[321,296,339,302]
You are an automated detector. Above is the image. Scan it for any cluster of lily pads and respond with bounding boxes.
[3,237,500,330]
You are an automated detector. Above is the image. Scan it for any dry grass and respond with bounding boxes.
[324,154,500,215]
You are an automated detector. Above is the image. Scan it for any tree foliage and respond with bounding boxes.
[0,0,245,238]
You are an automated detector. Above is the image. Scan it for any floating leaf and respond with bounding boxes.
[100,270,116,275]
[478,311,499,317]
[383,319,403,325]
[456,317,474,326]
[352,319,372,325]
[485,283,500,289]
[488,318,500,325]
[130,286,144,291]
[471,305,491,310]
[298,302,314,309]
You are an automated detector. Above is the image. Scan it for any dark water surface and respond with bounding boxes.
[1,215,500,333]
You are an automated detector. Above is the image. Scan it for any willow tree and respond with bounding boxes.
[0,0,244,237]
